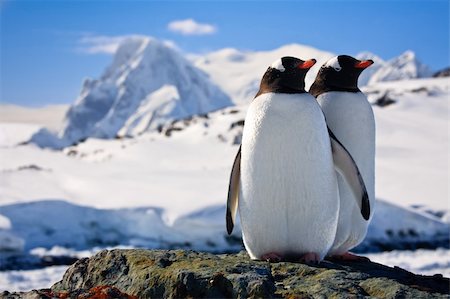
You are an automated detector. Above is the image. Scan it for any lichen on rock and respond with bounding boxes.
[2,249,449,298]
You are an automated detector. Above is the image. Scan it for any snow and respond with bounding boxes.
[0,208,24,253]
[0,104,65,148]
[1,78,447,215]
[0,215,11,229]
[0,231,24,253]
[365,248,450,277]
[0,107,245,222]
[362,200,449,252]
[356,52,385,86]
[118,84,182,136]
[30,37,232,148]
[0,266,68,292]
[0,200,237,251]
[23,39,435,148]
[193,45,433,105]
[0,104,68,131]
[366,78,449,210]
[193,44,336,104]
[0,124,44,148]
[367,50,432,85]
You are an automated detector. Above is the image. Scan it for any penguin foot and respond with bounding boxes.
[261,252,283,262]
[328,252,370,262]
[299,252,321,264]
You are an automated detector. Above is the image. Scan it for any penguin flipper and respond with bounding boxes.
[226,146,241,234]
[328,128,370,220]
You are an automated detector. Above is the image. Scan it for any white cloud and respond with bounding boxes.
[76,34,180,55]
[77,35,139,54]
[167,19,217,36]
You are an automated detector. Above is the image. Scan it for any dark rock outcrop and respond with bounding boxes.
[433,67,450,78]
[372,92,397,107]
[2,249,449,298]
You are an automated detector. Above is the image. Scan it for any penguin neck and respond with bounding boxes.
[255,86,307,99]
[309,77,360,98]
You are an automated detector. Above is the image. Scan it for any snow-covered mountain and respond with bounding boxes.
[31,37,232,148]
[192,44,335,104]
[193,47,433,105]
[28,38,434,148]
[367,50,432,85]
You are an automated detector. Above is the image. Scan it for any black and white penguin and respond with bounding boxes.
[227,56,370,263]
[310,55,375,260]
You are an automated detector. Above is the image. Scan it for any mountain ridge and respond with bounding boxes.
[29,37,434,148]
[31,36,232,148]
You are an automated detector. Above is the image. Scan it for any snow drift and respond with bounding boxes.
[0,199,447,255]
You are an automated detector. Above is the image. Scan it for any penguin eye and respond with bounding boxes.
[333,66,342,72]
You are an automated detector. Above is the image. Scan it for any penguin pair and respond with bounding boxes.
[226,55,374,263]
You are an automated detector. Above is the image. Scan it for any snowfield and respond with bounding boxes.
[365,248,450,278]
[0,78,448,275]
[365,78,449,210]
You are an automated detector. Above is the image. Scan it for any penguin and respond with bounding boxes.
[309,55,375,260]
[226,56,370,263]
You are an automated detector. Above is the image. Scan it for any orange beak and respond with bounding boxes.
[355,60,374,69]
[298,59,317,69]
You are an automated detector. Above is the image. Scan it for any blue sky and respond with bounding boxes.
[1,0,449,107]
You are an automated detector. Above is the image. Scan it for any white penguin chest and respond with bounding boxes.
[317,91,375,197]
[238,92,339,259]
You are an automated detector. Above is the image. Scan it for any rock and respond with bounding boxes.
[433,67,450,78]
[372,92,397,107]
[2,249,449,298]
[1,286,136,299]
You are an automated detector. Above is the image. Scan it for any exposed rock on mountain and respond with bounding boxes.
[433,67,450,78]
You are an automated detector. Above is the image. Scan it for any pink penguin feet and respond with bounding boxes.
[261,252,283,263]
[299,252,321,264]
[261,252,322,264]
[328,251,370,262]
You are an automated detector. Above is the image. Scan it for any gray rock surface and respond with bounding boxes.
[2,249,449,298]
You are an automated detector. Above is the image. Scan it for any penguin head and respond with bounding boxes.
[310,55,373,96]
[256,56,316,97]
